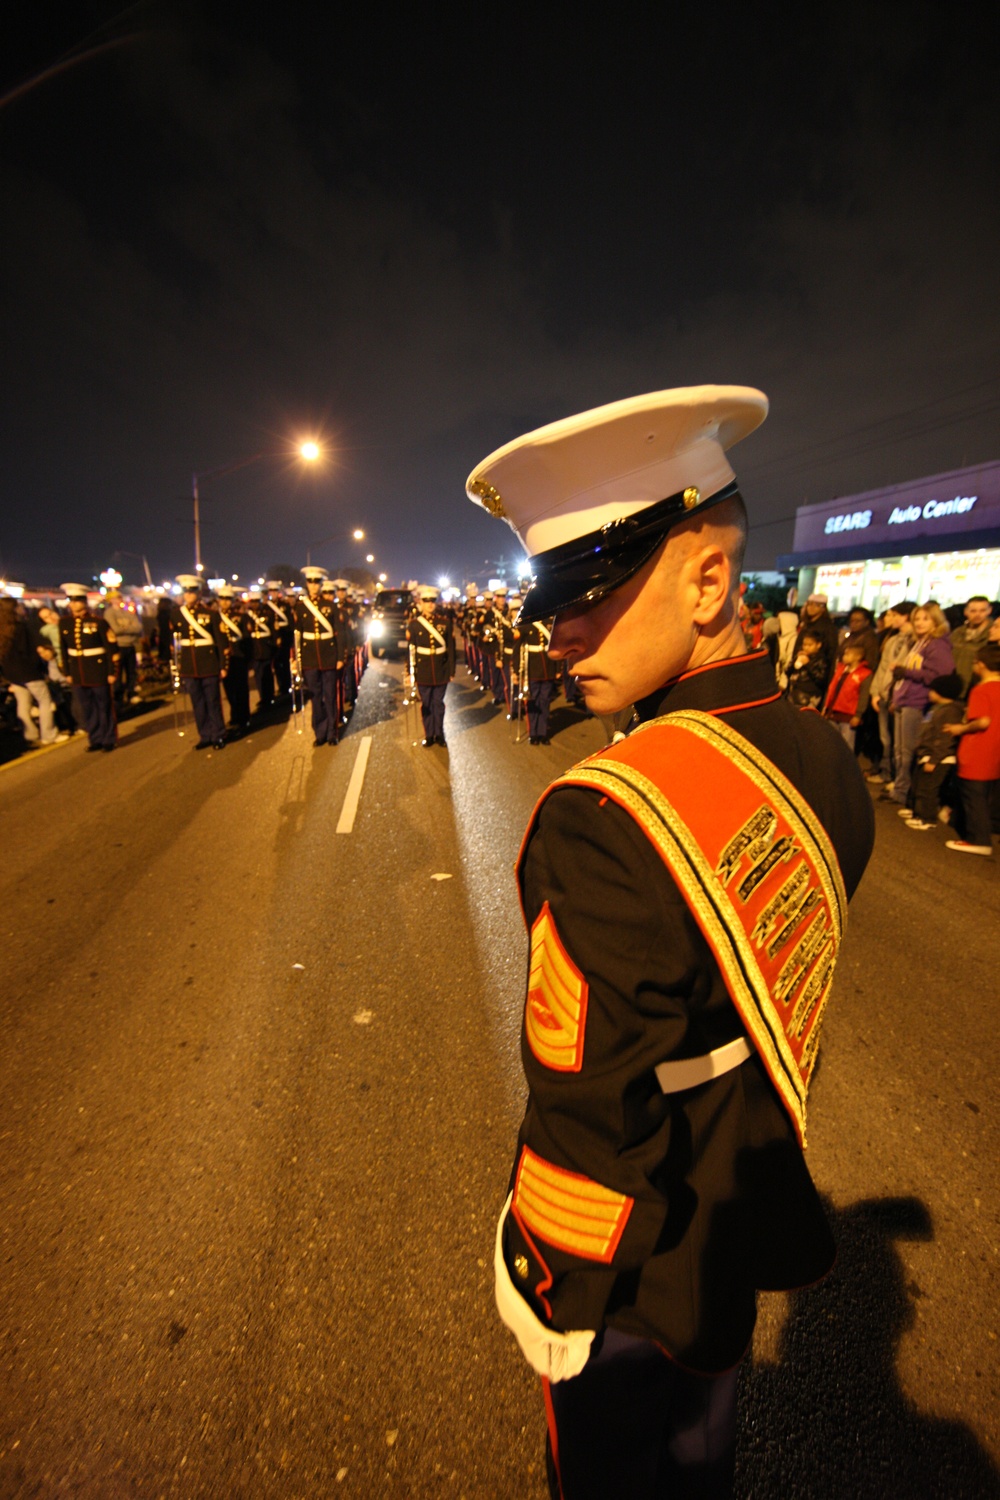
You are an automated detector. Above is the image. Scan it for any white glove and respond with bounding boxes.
[494,1193,595,1382]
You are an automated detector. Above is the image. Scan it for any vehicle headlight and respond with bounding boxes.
[368,619,384,640]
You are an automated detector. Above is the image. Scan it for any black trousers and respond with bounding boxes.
[418,682,447,739]
[253,660,274,709]
[185,676,224,745]
[223,658,251,729]
[545,1328,738,1500]
[959,776,998,848]
[73,683,116,748]
[911,760,950,822]
[528,678,557,739]
[304,668,338,743]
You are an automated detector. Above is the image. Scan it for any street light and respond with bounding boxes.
[191,438,323,572]
[352,528,365,540]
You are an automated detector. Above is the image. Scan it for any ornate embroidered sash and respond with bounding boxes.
[517,710,847,1145]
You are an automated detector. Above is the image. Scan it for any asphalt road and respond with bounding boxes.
[1,659,997,1499]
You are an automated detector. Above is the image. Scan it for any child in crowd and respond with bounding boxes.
[822,642,872,749]
[901,672,965,830]
[945,643,1000,857]
[786,629,828,709]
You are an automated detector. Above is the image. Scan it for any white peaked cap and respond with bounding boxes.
[215,583,235,598]
[176,574,201,589]
[61,582,89,598]
[466,385,767,557]
[417,585,440,600]
[302,566,328,581]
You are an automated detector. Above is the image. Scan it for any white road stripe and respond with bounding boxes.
[336,735,373,834]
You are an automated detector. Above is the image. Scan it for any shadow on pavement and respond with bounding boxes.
[736,1196,1000,1499]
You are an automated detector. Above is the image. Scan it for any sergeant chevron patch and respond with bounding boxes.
[525,902,588,1072]
[512,1146,633,1263]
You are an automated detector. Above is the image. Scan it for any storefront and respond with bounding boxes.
[777,460,1000,614]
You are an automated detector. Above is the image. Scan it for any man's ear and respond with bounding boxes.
[690,545,734,627]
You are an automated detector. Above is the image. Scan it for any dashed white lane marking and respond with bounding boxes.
[336,735,372,834]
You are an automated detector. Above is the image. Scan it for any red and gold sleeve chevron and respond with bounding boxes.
[525,902,589,1072]
[512,1145,633,1264]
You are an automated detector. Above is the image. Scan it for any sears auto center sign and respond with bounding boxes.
[791,461,1000,555]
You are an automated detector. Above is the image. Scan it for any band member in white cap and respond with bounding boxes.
[58,583,119,751]
[216,584,252,735]
[293,568,342,745]
[171,576,227,749]
[468,386,874,1499]
[406,585,455,746]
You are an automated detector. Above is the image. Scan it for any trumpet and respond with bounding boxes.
[171,632,187,738]
[290,629,304,733]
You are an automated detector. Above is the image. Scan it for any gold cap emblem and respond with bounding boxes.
[469,479,507,519]
[683,486,701,510]
[513,1254,529,1280]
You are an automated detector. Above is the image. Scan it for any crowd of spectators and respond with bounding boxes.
[756,591,1000,860]
[0,590,162,757]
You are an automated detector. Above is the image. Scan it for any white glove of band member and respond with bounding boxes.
[493,1193,595,1382]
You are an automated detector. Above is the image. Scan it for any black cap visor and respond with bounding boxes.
[516,481,740,624]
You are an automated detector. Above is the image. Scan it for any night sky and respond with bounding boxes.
[3,2,999,589]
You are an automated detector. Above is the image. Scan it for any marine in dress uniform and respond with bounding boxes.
[246,591,276,710]
[517,612,559,744]
[266,583,293,698]
[216,585,252,734]
[293,568,342,745]
[58,583,119,751]
[467,387,875,1500]
[170,576,227,750]
[406,585,455,746]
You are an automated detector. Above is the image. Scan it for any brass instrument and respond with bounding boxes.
[515,640,528,743]
[291,628,304,733]
[171,631,187,738]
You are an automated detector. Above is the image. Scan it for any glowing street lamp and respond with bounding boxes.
[352,528,365,541]
[366,553,375,563]
[191,436,324,572]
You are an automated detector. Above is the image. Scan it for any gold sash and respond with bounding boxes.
[517,711,847,1145]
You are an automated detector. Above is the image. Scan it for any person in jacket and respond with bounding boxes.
[903,672,965,829]
[949,596,994,695]
[0,598,65,747]
[867,602,915,785]
[785,629,829,709]
[58,583,119,750]
[945,643,1000,856]
[887,603,955,807]
[467,384,873,1500]
[102,590,144,706]
[793,594,839,689]
[837,606,879,670]
[822,642,872,750]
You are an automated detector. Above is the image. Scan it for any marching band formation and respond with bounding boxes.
[49,569,565,754]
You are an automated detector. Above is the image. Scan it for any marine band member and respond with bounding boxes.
[171,575,227,750]
[467,385,874,1500]
[406,584,454,746]
[516,612,559,744]
[216,584,252,735]
[58,583,119,751]
[293,568,342,745]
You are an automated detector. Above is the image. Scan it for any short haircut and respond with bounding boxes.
[967,594,990,605]
[672,490,748,592]
[848,606,873,624]
[801,628,825,645]
[976,643,1000,672]
[893,600,917,617]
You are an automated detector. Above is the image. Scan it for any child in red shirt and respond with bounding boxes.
[822,643,873,751]
[945,643,1000,857]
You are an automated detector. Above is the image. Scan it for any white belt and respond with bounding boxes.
[526,644,546,653]
[655,1037,752,1094]
[302,631,332,640]
[415,645,446,654]
[177,638,211,648]
[68,647,106,656]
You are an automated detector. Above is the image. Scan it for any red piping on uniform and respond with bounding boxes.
[664,648,768,688]
[511,1197,555,1321]
[707,690,782,715]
